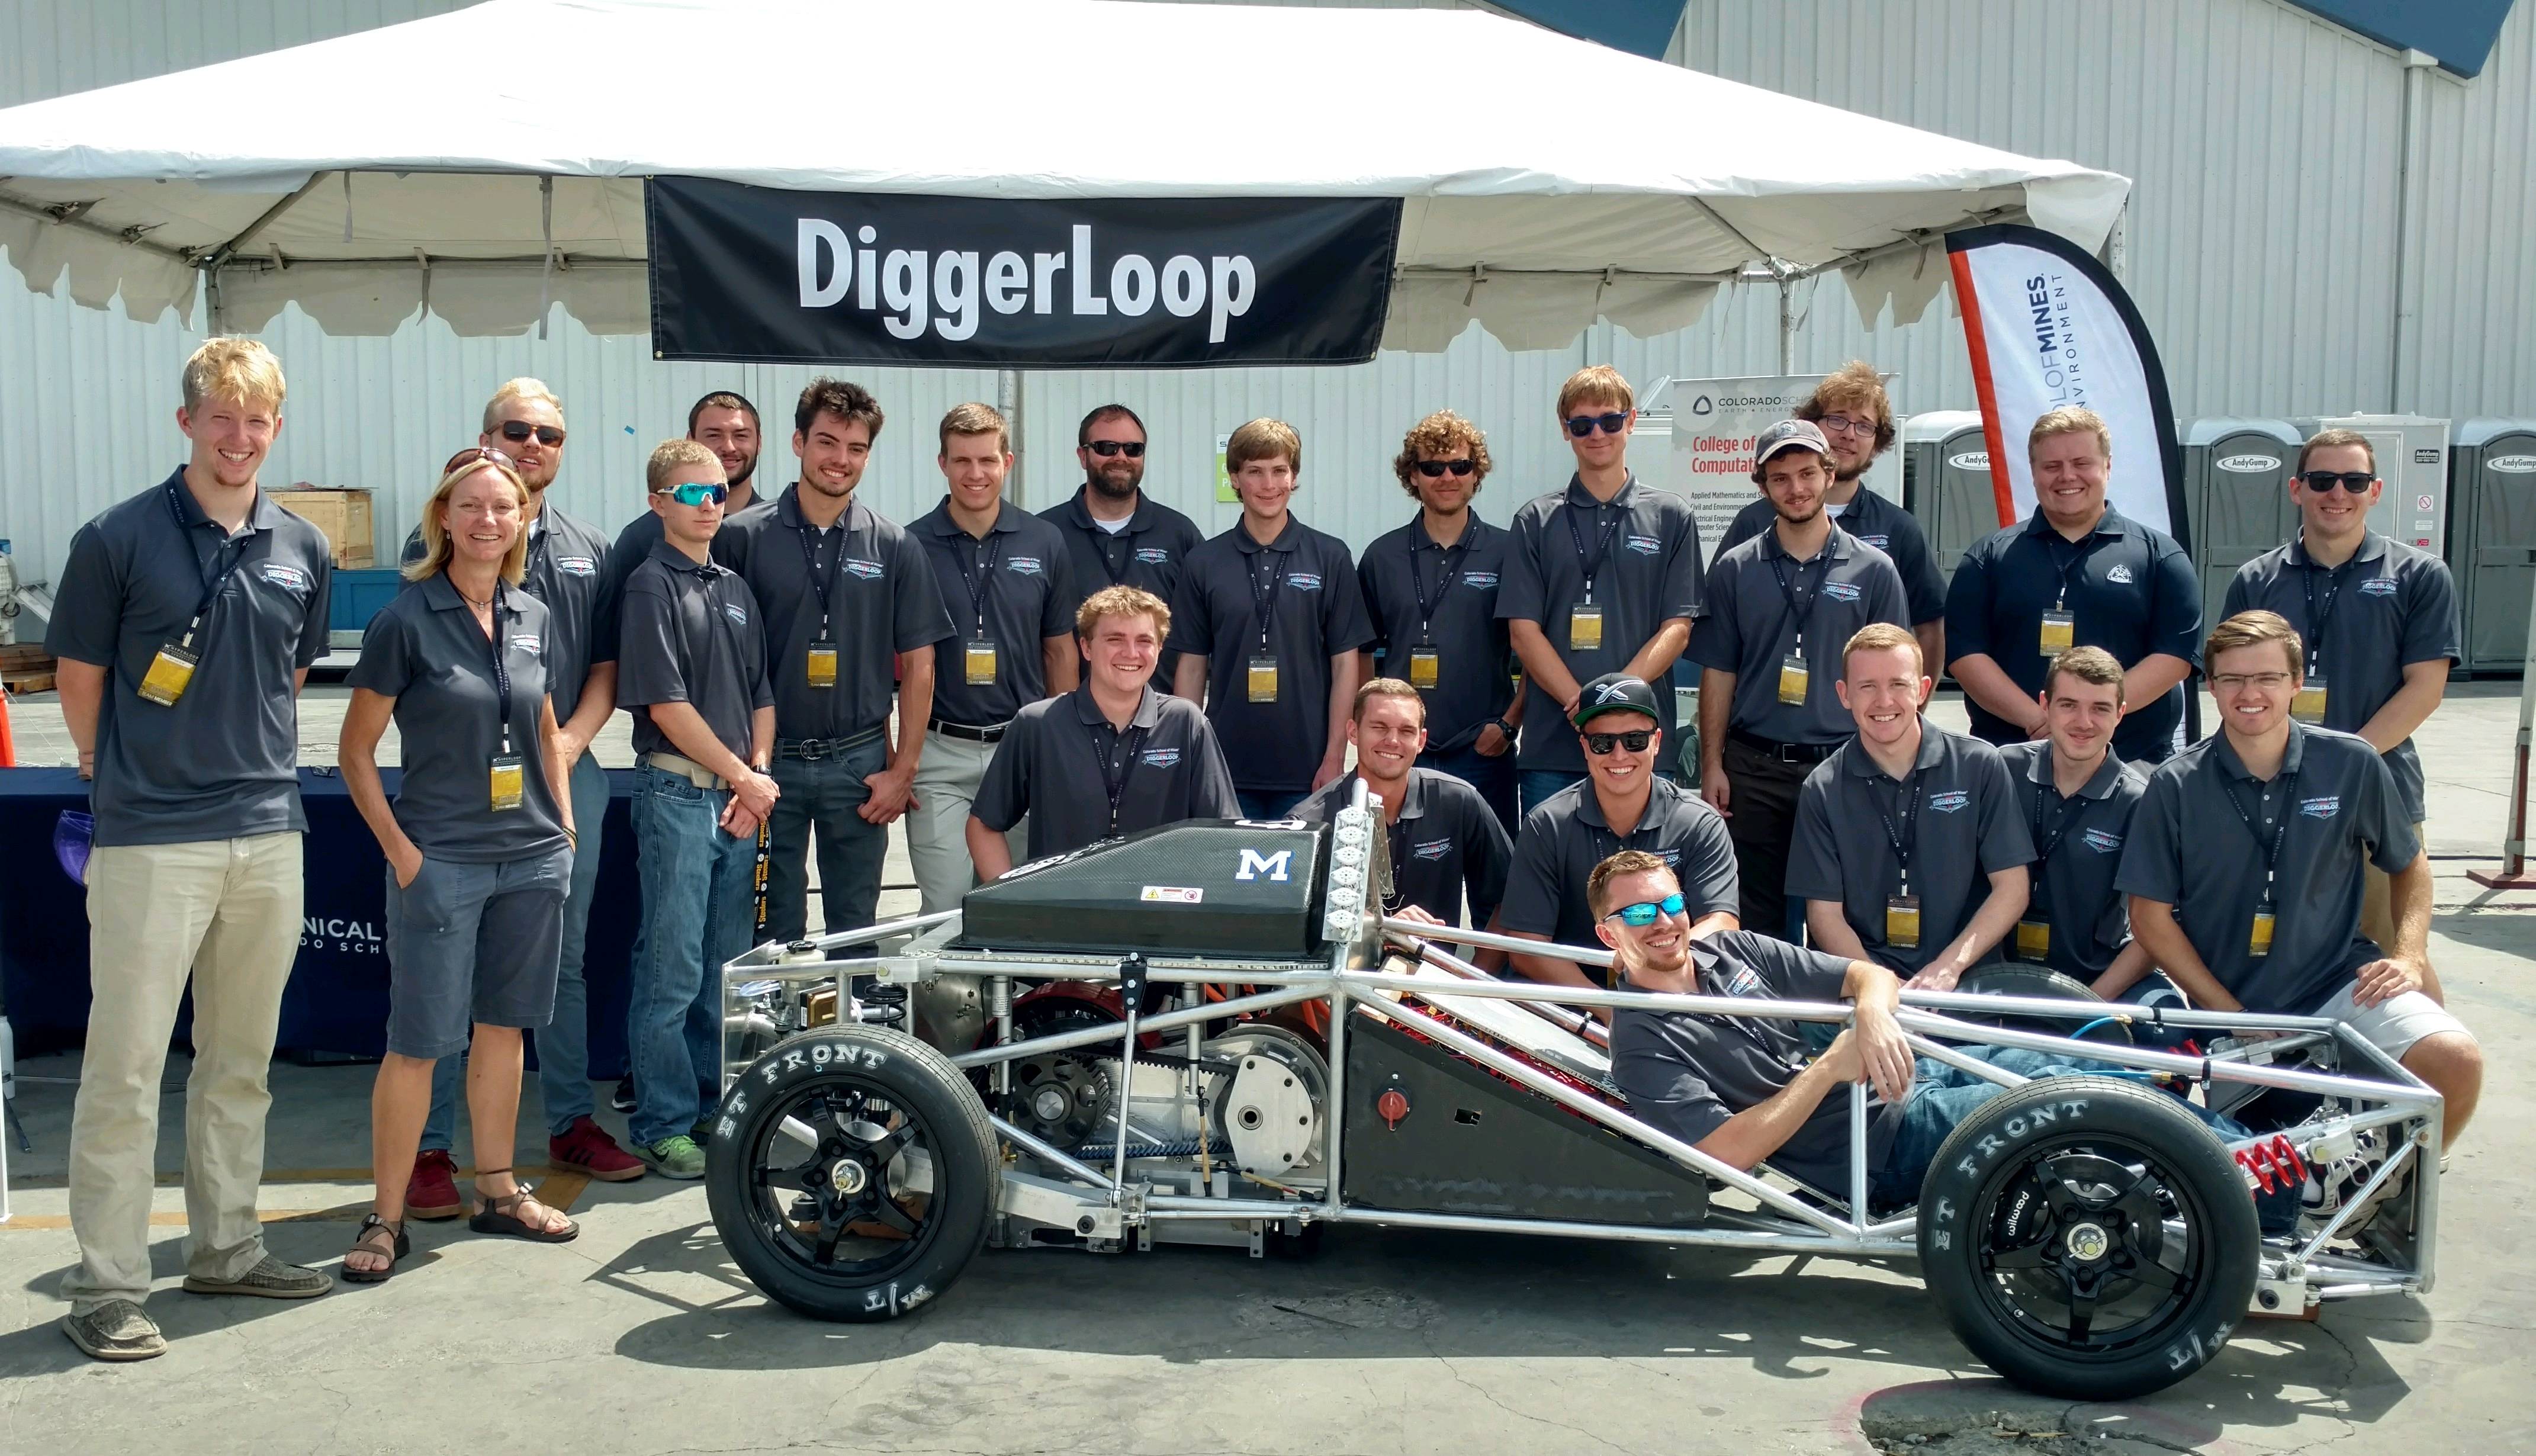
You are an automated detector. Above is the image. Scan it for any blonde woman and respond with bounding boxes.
[338,446,578,1280]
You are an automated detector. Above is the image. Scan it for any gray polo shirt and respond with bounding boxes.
[602,506,744,648]
[970,684,1239,861]
[2222,532,2458,824]
[912,499,1078,728]
[717,488,952,742]
[1945,507,2201,763]
[1994,740,2145,980]
[401,504,617,722]
[1719,486,1946,627]
[1688,524,1910,745]
[616,540,774,763]
[1294,767,1513,927]
[1039,487,1206,692]
[2115,723,2419,1015]
[48,470,333,848]
[1497,776,1740,983]
[1786,724,2036,975]
[348,575,570,862]
[1499,475,1705,774]
[1610,929,1901,1195]
[1164,515,1377,795]
[1356,514,1516,754]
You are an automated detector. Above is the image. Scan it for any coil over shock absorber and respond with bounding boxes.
[2234,1133,2307,1194]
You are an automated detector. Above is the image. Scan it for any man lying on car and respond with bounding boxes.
[1589,848,2297,1227]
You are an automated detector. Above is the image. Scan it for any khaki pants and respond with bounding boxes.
[906,729,1025,916]
[63,833,303,1312]
[2360,821,2428,954]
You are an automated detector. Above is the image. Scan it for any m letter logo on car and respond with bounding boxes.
[1235,848,1293,883]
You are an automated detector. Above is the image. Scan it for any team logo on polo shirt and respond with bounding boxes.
[1133,547,1172,564]
[1462,571,1499,588]
[1857,533,1891,549]
[1624,534,1662,555]
[2360,577,2399,597]
[2080,828,2123,853]
[1822,581,1862,602]
[1140,747,1181,767]
[1286,573,1323,590]
[1412,837,1451,861]
[1928,790,1970,814]
[259,563,311,595]
[1007,557,1044,576]
[724,603,749,626]
[509,634,542,655]
[1654,848,1682,867]
[844,558,885,580]
[555,555,597,576]
[2107,564,2136,584]
[2299,795,2341,819]
[1722,966,1764,997]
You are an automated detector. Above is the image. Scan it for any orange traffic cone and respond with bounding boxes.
[0,684,16,767]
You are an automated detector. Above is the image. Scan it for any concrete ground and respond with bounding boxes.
[0,684,2531,1453]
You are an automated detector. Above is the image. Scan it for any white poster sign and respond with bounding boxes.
[1661,375,1895,550]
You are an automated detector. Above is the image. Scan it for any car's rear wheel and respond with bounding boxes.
[706,1025,999,1321]
[1954,964,2130,1044]
[1918,1076,2258,1400]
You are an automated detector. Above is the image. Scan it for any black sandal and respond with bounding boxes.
[343,1213,409,1284]
[467,1170,580,1243]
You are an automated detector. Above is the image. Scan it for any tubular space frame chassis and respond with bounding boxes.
[718,821,2441,1310]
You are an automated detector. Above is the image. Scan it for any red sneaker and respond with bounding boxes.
[549,1116,646,1182]
[406,1149,462,1221]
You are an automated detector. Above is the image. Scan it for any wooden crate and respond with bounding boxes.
[275,486,376,568]
[1,643,54,695]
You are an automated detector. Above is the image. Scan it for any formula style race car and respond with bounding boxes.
[706,786,2444,1400]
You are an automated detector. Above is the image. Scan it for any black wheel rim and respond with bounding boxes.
[1970,1134,2213,1362]
[740,1079,944,1285]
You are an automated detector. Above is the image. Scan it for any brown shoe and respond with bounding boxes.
[61,1300,166,1362]
[182,1253,332,1300]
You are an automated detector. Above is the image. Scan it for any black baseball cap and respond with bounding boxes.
[1571,673,1663,729]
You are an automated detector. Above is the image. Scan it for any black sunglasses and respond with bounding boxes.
[442,445,517,476]
[1584,729,1656,754]
[1566,412,1629,438]
[1086,440,1146,458]
[500,420,567,448]
[2300,470,2374,493]
[1415,459,1476,478]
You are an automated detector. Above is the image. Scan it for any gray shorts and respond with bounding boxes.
[383,845,573,1059]
[2310,982,2472,1062]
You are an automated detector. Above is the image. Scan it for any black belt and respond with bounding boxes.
[776,727,886,761]
[1730,729,1840,764]
[928,717,1010,744]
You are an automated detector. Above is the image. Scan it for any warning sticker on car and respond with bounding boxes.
[1140,886,1204,904]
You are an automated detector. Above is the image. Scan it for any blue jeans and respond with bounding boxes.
[625,764,760,1147]
[1237,788,1308,821]
[1425,740,1518,839]
[1873,1047,2297,1233]
[1518,769,1583,818]
[766,735,891,940]
[421,751,609,1148]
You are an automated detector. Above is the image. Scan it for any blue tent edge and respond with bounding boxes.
[2285,0,2515,78]
[1489,0,1681,61]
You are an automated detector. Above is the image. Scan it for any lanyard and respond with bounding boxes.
[462,581,516,755]
[1873,772,1924,893]
[520,519,552,603]
[1764,542,1830,651]
[1094,720,1151,835]
[163,482,255,644]
[1408,521,1468,642]
[1094,532,1133,586]
[1247,546,1288,651]
[2030,777,2083,868]
[2300,557,2352,673]
[1564,497,1624,603]
[795,519,848,640]
[2043,531,2094,611]
[950,529,1004,637]
[2219,769,2299,904]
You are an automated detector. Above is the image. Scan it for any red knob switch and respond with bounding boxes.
[1377,1088,1410,1130]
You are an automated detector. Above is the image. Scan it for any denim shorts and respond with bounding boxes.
[383,844,573,1059]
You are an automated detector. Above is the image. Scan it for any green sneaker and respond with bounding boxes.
[640,1134,706,1179]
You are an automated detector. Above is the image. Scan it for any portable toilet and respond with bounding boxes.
[1901,411,1995,589]
[2296,414,2452,554]
[2449,420,2536,673]
[2180,420,2301,641]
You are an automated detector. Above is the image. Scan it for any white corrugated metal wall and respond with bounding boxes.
[3,0,2532,589]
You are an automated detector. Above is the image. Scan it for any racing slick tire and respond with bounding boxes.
[1953,965,2129,1044]
[1917,1076,2259,1400]
[706,1024,1001,1323]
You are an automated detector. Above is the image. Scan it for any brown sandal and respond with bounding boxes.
[467,1170,578,1243]
[343,1213,410,1284]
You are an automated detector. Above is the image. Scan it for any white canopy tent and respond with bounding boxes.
[0,0,2130,353]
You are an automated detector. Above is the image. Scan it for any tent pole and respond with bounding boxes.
[1776,273,1794,375]
[998,368,1025,507]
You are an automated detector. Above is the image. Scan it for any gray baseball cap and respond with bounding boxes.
[1751,417,1833,483]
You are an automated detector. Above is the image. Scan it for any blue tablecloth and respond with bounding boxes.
[0,766,641,1075]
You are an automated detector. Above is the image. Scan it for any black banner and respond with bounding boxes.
[646,176,1402,369]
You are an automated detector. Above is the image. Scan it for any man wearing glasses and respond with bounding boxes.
[718,380,952,941]
[2220,429,2458,952]
[2117,612,2480,1152]
[1715,364,1948,674]
[1500,367,1704,815]
[1355,410,1522,833]
[1497,673,1738,998]
[1040,404,1203,694]
[1787,624,2033,991]
[396,380,645,1212]
[615,440,777,1179]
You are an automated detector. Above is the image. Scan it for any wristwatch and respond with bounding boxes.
[1489,716,1517,741]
